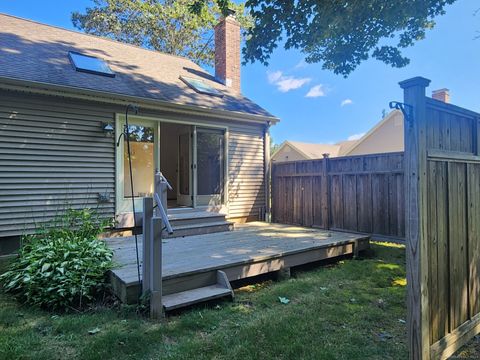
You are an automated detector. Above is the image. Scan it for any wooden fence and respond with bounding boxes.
[271,152,405,241]
[271,76,480,359]
[402,77,480,359]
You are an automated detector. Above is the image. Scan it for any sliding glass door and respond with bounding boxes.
[176,131,193,206]
[195,127,225,207]
[116,117,225,217]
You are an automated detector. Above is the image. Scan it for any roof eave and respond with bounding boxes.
[0,76,280,125]
[284,141,316,160]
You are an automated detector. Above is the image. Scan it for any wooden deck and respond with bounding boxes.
[106,222,370,304]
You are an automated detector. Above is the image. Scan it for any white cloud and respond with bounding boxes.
[277,77,311,92]
[341,99,353,106]
[347,132,366,141]
[305,85,326,98]
[267,70,311,92]
[267,70,283,84]
[294,59,308,69]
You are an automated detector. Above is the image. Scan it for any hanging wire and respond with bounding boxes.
[199,33,214,60]
[123,104,142,299]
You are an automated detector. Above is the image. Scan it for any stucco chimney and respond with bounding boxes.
[214,11,241,93]
[432,88,450,103]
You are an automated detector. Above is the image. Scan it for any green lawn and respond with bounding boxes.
[0,243,409,360]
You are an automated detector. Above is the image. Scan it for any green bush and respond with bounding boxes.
[0,209,114,311]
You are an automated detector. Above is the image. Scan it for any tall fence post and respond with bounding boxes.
[142,197,153,295]
[322,153,330,230]
[400,76,431,360]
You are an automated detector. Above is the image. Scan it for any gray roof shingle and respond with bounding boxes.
[0,13,275,119]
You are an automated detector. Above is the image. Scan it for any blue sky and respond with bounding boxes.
[1,0,479,145]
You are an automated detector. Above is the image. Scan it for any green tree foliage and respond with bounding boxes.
[270,138,281,156]
[72,0,252,67]
[194,0,456,76]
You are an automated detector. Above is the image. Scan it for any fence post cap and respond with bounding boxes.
[399,76,431,90]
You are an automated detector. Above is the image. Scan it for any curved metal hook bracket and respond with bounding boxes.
[389,101,414,127]
[115,104,139,147]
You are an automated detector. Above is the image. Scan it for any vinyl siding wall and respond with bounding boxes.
[0,89,266,238]
[0,90,116,238]
[227,124,265,220]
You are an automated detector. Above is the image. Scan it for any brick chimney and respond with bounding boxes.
[432,88,450,103]
[214,12,241,93]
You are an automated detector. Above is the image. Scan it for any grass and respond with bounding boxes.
[0,242,409,360]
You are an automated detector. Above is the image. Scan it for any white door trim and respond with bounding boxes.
[115,114,159,219]
[115,113,230,222]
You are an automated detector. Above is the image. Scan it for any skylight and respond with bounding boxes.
[69,51,115,77]
[180,76,223,97]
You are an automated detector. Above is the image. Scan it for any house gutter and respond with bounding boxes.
[0,76,280,125]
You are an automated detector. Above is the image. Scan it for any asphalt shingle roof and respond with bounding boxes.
[286,140,359,159]
[0,13,275,119]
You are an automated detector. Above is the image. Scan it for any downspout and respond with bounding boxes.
[264,121,271,222]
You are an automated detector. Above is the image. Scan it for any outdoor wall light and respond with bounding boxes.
[102,122,114,134]
[97,191,110,203]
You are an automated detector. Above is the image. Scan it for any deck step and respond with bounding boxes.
[163,285,232,311]
[165,221,234,238]
[163,270,234,311]
[168,212,227,227]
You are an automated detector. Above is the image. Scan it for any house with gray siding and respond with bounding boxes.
[0,13,278,253]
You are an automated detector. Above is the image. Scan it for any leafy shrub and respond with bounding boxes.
[0,209,114,311]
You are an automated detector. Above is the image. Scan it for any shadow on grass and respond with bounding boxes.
[0,242,408,360]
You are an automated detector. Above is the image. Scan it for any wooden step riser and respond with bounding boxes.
[163,286,233,311]
[113,270,219,304]
[164,223,233,238]
[169,215,227,227]
[163,271,217,296]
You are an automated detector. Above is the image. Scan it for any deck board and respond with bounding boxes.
[106,222,370,302]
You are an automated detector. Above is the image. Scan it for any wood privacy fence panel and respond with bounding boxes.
[426,102,480,358]
[402,77,480,359]
[271,152,405,240]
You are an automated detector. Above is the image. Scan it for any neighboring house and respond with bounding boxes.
[345,110,404,156]
[271,140,358,162]
[274,89,450,162]
[347,89,449,156]
[0,13,279,246]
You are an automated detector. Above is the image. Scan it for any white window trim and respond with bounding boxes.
[114,113,229,221]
